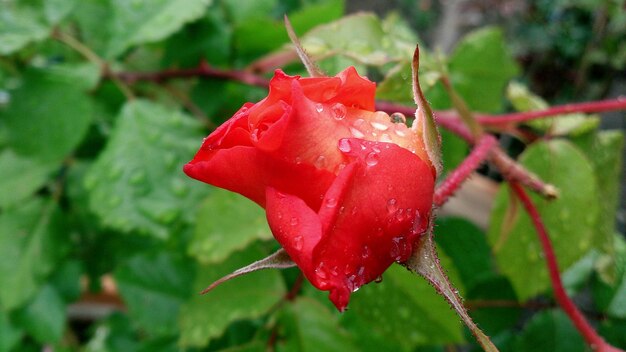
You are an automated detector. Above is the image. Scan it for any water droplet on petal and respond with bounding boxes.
[315,155,327,169]
[394,124,408,137]
[294,235,303,250]
[362,245,370,259]
[357,266,365,276]
[350,127,365,138]
[315,103,324,113]
[396,209,405,222]
[338,139,352,153]
[370,121,389,131]
[365,152,379,166]
[325,198,337,208]
[353,118,365,127]
[375,275,383,283]
[331,103,347,120]
[380,133,393,143]
[290,217,299,226]
[316,262,328,279]
[387,198,398,213]
[390,112,407,124]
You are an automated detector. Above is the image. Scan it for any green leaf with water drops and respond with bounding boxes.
[449,27,520,113]
[593,235,626,318]
[188,188,272,264]
[340,264,464,350]
[0,5,49,55]
[178,243,286,348]
[106,0,211,57]
[85,100,209,239]
[487,140,599,300]
[512,310,586,352]
[301,13,417,67]
[275,297,359,352]
[115,251,195,336]
[0,198,68,310]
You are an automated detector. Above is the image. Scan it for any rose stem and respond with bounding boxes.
[433,134,498,206]
[509,182,624,352]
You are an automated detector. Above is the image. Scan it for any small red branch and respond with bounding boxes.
[478,97,626,125]
[434,134,498,206]
[107,61,270,88]
[510,182,623,352]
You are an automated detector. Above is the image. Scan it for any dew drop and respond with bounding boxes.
[362,245,370,259]
[350,127,365,138]
[357,266,365,276]
[290,217,299,226]
[294,235,303,250]
[330,266,339,276]
[394,126,407,137]
[395,209,405,222]
[325,197,337,208]
[370,121,389,131]
[295,156,302,164]
[387,198,398,213]
[314,155,327,169]
[380,133,393,143]
[365,152,379,166]
[374,275,383,283]
[315,103,324,113]
[390,112,407,124]
[338,139,352,153]
[331,103,347,120]
[250,128,261,142]
[316,262,328,279]
[353,118,365,128]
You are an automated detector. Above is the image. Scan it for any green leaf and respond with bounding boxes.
[487,140,599,300]
[341,264,464,350]
[178,244,286,348]
[513,310,586,352]
[0,149,56,208]
[49,259,83,303]
[106,0,211,57]
[84,313,139,352]
[435,217,497,291]
[0,68,93,163]
[276,298,358,352]
[449,27,520,113]
[301,13,416,67]
[466,275,521,335]
[115,252,195,336]
[0,311,22,352]
[44,0,78,24]
[593,235,626,318]
[573,130,624,278]
[14,285,66,344]
[0,198,68,310]
[85,100,209,239]
[188,188,272,264]
[0,6,49,55]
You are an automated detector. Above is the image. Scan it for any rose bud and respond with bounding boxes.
[184,67,436,311]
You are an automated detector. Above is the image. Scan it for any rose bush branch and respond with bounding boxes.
[433,134,498,206]
[510,182,624,352]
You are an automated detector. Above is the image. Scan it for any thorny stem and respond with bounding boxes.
[510,182,623,352]
[433,134,498,206]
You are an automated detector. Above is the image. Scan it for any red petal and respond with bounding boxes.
[183,147,335,210]
[265,187,324,287]
[313,138,435,310]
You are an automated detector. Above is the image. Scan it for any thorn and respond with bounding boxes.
[284,15,325,78]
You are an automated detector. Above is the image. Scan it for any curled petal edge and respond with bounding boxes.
[200,248,296,295]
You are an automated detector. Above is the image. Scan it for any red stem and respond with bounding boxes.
[510,182,623,352]
[434,134,498,206]
[477,97,626,125]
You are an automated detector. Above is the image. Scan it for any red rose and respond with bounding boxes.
[184,67,436,311]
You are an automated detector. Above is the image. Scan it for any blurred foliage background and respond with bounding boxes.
[0,0,625,351]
